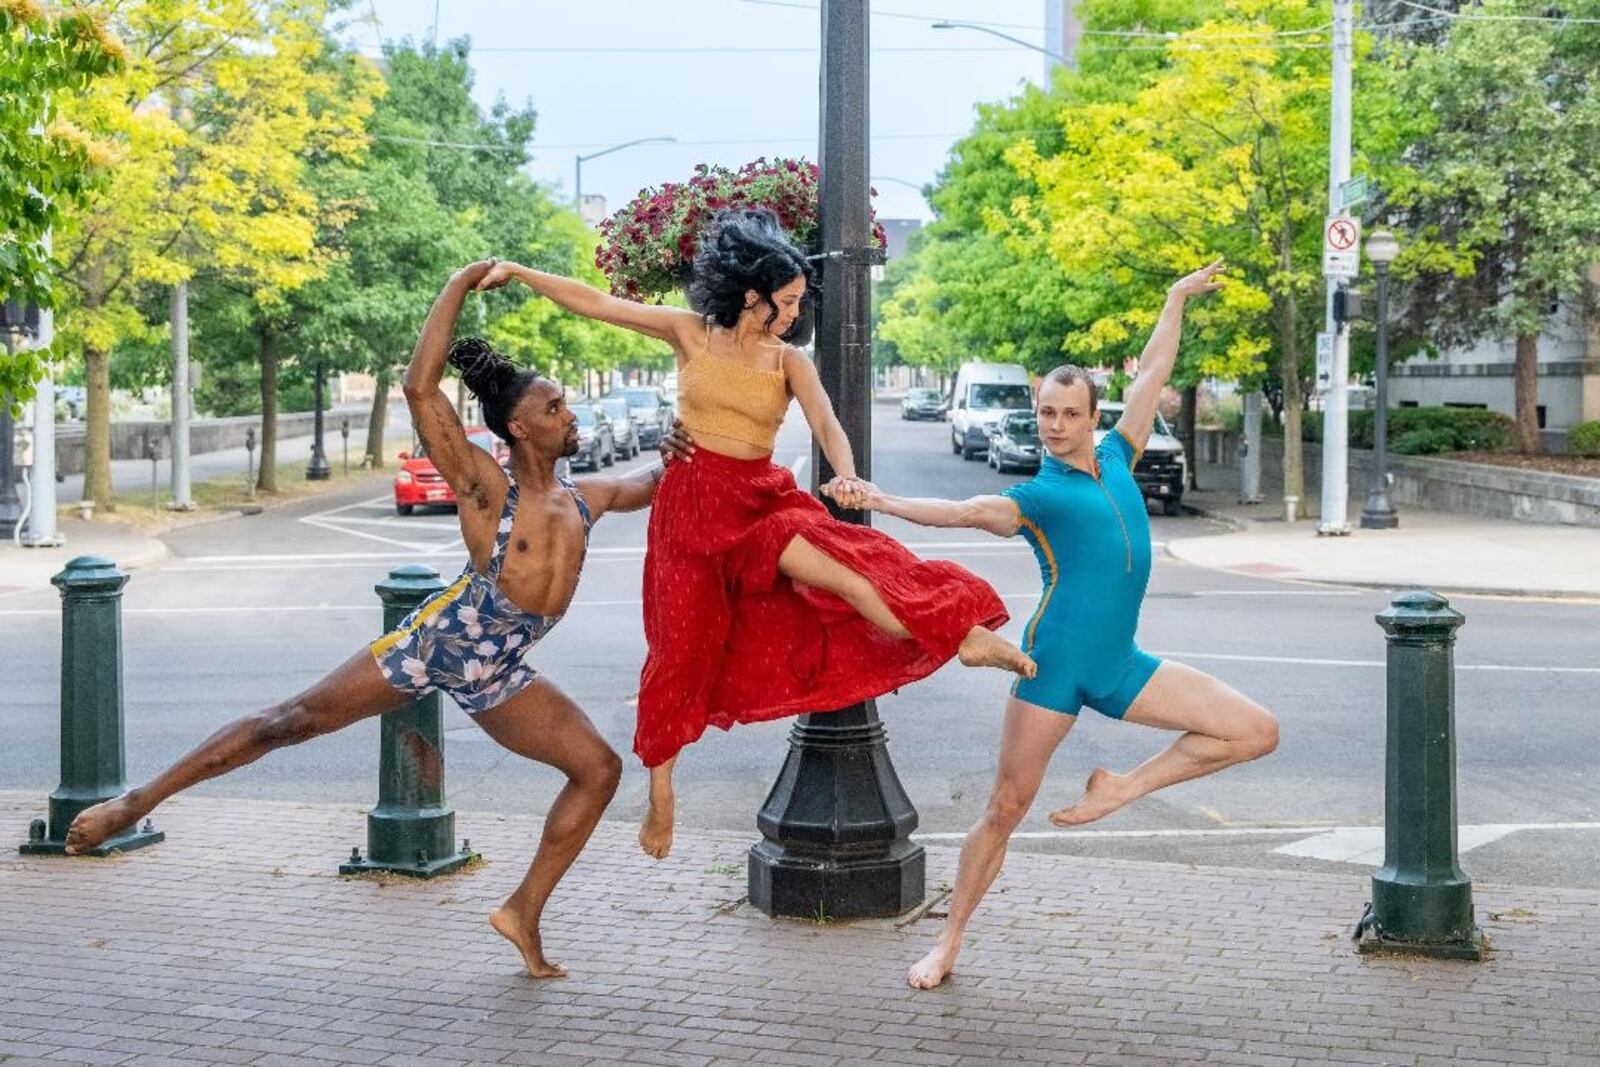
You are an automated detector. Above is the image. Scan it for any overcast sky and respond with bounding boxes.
[347,1,1054,223]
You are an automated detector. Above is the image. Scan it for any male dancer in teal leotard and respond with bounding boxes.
[831,260,1279,989]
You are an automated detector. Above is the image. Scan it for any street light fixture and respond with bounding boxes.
[930,20,1071,67]
[1360,229,1400,530]
[574,136,678,207]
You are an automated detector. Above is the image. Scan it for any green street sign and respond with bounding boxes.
[1338,175,1371,211]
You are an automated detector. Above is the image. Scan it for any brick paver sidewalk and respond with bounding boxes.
[3,793,1596,1067]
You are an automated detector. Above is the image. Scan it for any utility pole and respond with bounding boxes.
[25,229,61,547]
[169,281,194,509]
[1318,0,1355,534]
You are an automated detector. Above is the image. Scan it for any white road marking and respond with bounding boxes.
[1271,823,1600,865]
[298,514,439,552]
[1191,589,1360,597]
[1151,649,1600,675]
[311,515,461,531]
[914,822,1600,853]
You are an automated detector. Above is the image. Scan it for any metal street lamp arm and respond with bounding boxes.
[575,136,677,165]
[930,20,1070,65]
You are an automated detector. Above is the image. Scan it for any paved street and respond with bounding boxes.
[4,405,1599,890]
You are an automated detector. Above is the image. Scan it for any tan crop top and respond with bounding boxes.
[676,345,791,454]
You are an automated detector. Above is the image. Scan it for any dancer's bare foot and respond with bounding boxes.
[958,626,1037,679]
[1048,768,1136,827]
[907,940,959,990]
[638,789,674,860]
[63,792,145,855]
[488,906,567,979]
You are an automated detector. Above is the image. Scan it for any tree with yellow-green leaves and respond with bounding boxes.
[1003,0,1374,517]
[0,0,123,405]
[56,0,378,507]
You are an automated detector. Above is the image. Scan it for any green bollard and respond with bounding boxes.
[340,564,477,878]
[20,556,164,856]
[1355,590,1483,959]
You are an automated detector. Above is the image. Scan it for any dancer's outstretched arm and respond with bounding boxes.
[404,261,507,509]
[578,463,667,518]
[842,481,1021,538]
[475,261,703,350]
[1117,258,1227,454]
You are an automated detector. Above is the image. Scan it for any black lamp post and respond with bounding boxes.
[1360,229,1400,530]
[306,359,331,481]
[747,0,924,922]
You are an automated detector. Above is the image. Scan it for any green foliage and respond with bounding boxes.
[0,0,123,403]
[1569,420,1600,458]
[1380,0,1600,448]
[1389,427,1458,456]
[1298,406,1517,453]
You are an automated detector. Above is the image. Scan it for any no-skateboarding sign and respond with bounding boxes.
[1323,215,1361,279]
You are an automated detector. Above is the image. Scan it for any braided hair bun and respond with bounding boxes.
[447,337,537,443]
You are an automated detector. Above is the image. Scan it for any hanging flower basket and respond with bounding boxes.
[595,157,889,300]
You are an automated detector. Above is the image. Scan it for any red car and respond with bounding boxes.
[393,428,507,515]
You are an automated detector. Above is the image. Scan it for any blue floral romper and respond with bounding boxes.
[370,473,592,713]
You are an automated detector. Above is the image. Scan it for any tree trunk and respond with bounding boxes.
[1280,292,1305,520]
[256,328,279,494]
[1514,332,1541,454]
[365,365,390,468]
[82,344,114,512]
[1179,383,1199,490]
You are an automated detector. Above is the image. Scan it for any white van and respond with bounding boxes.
[949,362,1034,460]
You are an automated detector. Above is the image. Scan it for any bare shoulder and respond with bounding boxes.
[781,345,817,384]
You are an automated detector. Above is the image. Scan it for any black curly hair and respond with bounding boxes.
[448,337,542,444]
[687,208,816,346]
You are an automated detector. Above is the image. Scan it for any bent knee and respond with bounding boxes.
[578,745,623,797]
[1243,712,1279,759]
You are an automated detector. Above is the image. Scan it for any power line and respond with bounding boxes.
[744,0,1335,40]
[1399,0,1600,25]
[372,134,524,153]
[740,0,1046,32]
[375,45,1031,54]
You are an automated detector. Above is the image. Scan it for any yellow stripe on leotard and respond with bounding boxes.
[1015,516,1058,652]
[1112,426,1144,466]
[369,573,473,657]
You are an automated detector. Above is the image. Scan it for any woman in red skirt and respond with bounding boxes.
[479,209,1034,858]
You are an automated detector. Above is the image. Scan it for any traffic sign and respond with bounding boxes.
[1323,215,1361,279]
[1316,331,1333,392]
[1338,175,1370,212]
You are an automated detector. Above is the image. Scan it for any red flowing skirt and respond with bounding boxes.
[635,449,1009,767]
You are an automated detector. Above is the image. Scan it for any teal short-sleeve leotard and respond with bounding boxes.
[1002,428,1161,718]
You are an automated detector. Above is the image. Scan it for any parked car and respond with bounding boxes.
[950,361,1034,460]
[901,387,944,421]
[571,403,616,471]
[393,427,507,515]
[1096,402,1187,515]
[597,396,641,459]
[986,412,1042,474]
[611,387,672,448]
